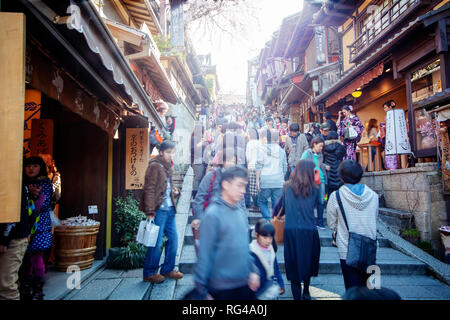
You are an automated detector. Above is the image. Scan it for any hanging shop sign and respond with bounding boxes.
[30,119,53,156]
[126,128,149,190]
[385,109,411,155]
[24,89,42,157]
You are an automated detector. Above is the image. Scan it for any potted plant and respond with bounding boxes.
[107,192,147,270]
[401,228,420,246]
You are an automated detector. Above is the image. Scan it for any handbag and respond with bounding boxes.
[336,191,377,272]
[271,195,285,244]
[345,124,358,140]
[136,218,160,247]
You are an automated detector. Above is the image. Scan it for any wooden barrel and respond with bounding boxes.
[54,224,100,271]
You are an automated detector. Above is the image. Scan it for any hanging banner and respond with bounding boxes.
[315,26,326,65]
[170,0,184,47]
[385,109,411,155]
[30,119,54,156]
[126,128,149,190]
[24,89,41,157]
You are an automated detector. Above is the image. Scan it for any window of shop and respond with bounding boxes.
[410,59,442,156]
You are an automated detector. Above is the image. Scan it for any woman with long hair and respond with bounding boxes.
[279,160,321,300]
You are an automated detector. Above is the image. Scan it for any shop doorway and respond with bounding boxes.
[40,94,108,260]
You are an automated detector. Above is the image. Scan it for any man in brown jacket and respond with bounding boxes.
[140,141,183,284]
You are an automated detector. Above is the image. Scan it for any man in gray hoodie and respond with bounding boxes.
[256,129,287,220]
[193,166,260,300]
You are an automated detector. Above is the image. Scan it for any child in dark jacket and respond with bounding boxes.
[250,219,285,299]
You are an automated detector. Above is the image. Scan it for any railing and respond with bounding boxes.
[348,0,422,62]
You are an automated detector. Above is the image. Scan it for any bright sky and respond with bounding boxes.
[189,0,304,96]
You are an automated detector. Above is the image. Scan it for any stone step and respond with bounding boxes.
[178,245,427,275]
[173,274,450,301]
[183,224,391,248]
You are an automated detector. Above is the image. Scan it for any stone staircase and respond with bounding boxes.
[171,204,450,300]
[178,213,427,277]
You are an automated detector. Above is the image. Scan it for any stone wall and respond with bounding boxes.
[361,163,447,250]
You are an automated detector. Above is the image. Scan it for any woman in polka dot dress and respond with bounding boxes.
[22,156,53,300]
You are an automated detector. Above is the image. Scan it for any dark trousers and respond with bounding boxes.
[245,182,251,207]
[209,285,256,300]
[291,278,310,300]
[340,259,370,290]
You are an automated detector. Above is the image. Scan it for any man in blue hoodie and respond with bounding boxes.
[193,166,260,300]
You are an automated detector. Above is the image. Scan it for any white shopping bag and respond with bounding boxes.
[136,218,160,247]
[347,125,358,139]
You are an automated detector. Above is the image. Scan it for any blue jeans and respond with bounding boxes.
[258,188,283,220]
[143,207,178,278]
[317,183,326,226]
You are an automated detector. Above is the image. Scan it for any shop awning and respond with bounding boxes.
[104,19,178,104]
[120,0,162,36]
[324,63,384,108]
[272,11,301,58]
[23,0,165,132]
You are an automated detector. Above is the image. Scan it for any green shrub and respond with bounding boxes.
[401,228,420,238]
[114,191,146,247]
[107,242,147,270]
[110,191,147,270]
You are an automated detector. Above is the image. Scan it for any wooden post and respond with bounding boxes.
[106,137,113,250]
[0,13,25,223]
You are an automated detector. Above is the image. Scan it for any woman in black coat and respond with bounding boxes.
[323,131,346,197]
[280,160,320,300]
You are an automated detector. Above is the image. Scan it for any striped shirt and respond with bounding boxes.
[326,185,378,260]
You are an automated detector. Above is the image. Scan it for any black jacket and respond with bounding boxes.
[327,119,338,132]
[0,185,35,246]
[323,138,346,190]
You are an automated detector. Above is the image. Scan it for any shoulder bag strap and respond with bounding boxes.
[336,190,350,232]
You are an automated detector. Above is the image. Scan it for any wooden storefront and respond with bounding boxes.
[1,0,164,260]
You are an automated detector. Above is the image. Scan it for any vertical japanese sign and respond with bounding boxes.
[314,26,326,65]
[126,128,149,190]
[385,109,411,155]
[170,0,184,47]
[24,89,41,157]
[30,119,53,156]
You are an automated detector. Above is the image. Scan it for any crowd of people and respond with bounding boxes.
[0,100,401,301]
[140,103,398,301]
